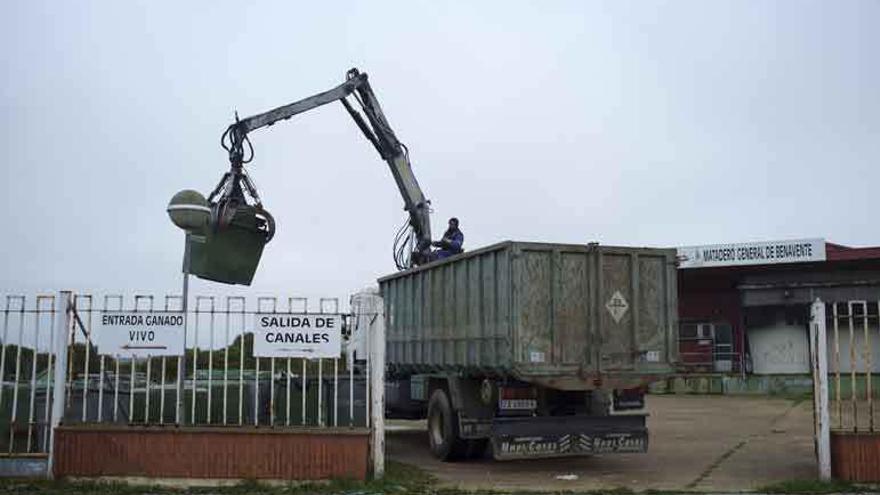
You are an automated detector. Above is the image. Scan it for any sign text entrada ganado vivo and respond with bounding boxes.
[97,311,185,357]
[677,238,826,269]
[101,314,184,326]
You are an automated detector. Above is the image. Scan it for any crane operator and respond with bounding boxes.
[432,217,464,260]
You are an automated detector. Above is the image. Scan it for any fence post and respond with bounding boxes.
[369,297,385,479]
[810,298,831,480]
[47,291,72,479]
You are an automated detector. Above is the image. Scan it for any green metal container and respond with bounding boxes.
[186,205,268,286]
[379,241,679,391]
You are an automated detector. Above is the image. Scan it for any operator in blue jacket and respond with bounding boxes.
[432,217,464,260]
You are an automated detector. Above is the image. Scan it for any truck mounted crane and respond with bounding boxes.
[205,68,434,276]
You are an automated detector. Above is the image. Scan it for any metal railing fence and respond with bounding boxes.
[0,295,56,455]
[1,292,381,456]
[827,300,879,433]
[677,335,742,373]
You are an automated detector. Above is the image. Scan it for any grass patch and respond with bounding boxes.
[0,461,437,494]
[308,460,436,495]
[0,479,161,494]
[430,488,636,495]
[757,478,870,494]
[0,471,679,495]
[8,466,877,495]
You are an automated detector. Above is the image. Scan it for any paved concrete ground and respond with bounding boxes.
[386,395,816,492]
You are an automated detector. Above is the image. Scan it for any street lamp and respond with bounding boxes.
[166,189,210,426]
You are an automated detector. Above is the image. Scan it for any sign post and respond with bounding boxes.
[47,291,72,479]
[370,300,386,479]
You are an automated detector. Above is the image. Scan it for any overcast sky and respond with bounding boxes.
[2,1,877,304]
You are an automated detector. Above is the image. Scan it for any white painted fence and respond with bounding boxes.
[1,290,387,478]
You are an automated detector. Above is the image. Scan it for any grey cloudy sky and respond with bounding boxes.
[2,1,878,302]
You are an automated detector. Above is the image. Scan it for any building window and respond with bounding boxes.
[679,321,738,373]
[681,322,713,340]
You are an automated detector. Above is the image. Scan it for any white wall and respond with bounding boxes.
[748,324,810,374]
[748,318,880,375]
[826,322,880,374]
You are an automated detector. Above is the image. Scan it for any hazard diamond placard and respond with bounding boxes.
[605,291,629,324]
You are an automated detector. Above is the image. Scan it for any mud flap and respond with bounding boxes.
[491,414,648,460]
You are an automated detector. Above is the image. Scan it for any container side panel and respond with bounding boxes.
[387,279,395,361]
[454,260,468,366]
[413,272,423,365]
[587,249,599,371]
[439,264,448,366]
[497,248,512,368]
[398,277,407,363]
[443,264,456,366]
[556,252,590,365]
[600,253,635,371]
[481,252,497,368]
[393,278,403,364]
[399,277,407,363]
[637,256,667,360]
[421,270,431,366]
[515,250,553,365]
[403,276,418,363]
[385,280,398,364]
[380,242,675,379]
[467,256,483,368]
[665,259,680,365]
[429,268,441,366]
[436,266,447,367]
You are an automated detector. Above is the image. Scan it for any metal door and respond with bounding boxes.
[713,323,734,372]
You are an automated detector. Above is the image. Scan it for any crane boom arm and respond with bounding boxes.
[234,77,357,134]
[223,69,432,267]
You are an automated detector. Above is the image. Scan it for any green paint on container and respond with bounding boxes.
[186,205,268,286]
[379,241,679,391]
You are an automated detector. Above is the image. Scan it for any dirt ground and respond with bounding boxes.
[386,395,816,492]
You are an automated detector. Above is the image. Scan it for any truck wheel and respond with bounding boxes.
[427,389,468,461]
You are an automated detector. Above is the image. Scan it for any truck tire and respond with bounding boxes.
[427,389,468,461]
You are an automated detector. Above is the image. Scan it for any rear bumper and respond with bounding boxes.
[520,369,675,391]
[491,414,647,460]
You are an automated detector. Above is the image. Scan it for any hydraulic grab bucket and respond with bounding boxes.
[168,174,275,286]
[186,204,273,286]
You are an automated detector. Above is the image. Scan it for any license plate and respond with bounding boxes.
[613,389,645,410]
[499,399,537,410]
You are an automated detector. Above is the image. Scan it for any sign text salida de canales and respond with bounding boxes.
[259,315,334,344]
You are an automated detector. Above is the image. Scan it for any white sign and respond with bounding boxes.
[677,238,825,269]
[253,313,342,358]
[97,311,185,357]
